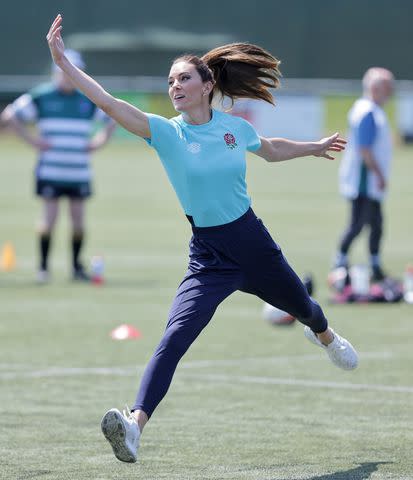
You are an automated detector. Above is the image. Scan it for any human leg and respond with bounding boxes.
[132,269,237,419]
[250,253,357,369]
[335,196,368,267]
[102,267,238,462]
[69,198,88,279]
[240,214,358,369]
[367,199,385,280]
[37,198,59,280]
[243,244,328,333]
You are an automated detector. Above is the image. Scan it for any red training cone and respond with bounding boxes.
[110,324,142,340]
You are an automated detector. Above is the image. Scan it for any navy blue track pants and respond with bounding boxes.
[339,195,383,255]
[133,208,328,417]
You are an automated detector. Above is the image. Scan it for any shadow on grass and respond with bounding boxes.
[303,461,392,480]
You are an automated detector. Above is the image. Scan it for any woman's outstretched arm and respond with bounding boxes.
[254,133,346,162]
[47,14,150,138]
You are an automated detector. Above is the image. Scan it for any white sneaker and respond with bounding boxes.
[36,269,50,284]
[101,407,140,463]
[304,326,358,370]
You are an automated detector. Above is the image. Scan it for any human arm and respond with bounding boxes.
[359,147,386,190]
[253,133,346,162]
[357,111,385,190]
[46,14,150,138]
[0,108,8,131]
[88,119,117,152]
[0,104,49,150]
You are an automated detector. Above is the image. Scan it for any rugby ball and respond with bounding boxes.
[262,303,295,326]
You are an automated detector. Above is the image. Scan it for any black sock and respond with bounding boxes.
[39,233,51,271]
[72,232,84,271]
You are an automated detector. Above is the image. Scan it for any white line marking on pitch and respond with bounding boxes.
[0,351,391,379]
[180,351,392,369]
[0,367,141,379]
[182,373,413,394]
[2,351,410,397]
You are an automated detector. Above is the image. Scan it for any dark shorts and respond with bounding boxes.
[36,180,92,199]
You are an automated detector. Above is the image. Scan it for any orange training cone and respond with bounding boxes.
[0,242,16,271]
[110,324,142,340]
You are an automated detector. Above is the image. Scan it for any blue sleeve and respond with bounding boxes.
[357,111,376,147]
[145,113,179,153]
[239,118,261,152]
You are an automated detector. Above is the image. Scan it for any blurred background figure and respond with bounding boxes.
[333,67,394,282]
[0,50,116,283]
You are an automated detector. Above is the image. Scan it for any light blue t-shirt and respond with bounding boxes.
[146,109,261,227]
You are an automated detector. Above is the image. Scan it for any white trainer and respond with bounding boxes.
[304,326,358,370]
[101,407,140,463]
[36,269,50,284]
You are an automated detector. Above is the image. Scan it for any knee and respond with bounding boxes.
[72,225,84,240]
[351,222,364,236]
[40,216,57,233]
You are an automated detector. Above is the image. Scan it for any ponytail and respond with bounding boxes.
[201,43,281,105]
[173,43,281,106]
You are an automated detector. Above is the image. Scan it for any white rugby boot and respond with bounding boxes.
[36,269,50,284]
[304,326,358,370]
[101,407,140,463]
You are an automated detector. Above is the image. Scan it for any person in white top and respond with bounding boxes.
[334,67,394,282]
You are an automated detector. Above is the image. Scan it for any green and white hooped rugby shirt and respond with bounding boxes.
[12,83,110,186]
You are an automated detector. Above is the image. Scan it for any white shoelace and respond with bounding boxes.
[123,405,138,426]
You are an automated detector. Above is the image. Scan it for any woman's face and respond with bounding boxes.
[168,61,211,112]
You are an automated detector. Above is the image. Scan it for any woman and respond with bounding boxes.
[47,14,358,463]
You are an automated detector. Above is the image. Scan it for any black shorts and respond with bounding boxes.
[36,180,92,199]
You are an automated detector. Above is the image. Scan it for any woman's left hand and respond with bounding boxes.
[314,133,346,160]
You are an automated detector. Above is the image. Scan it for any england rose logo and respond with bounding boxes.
[224,133,237,149]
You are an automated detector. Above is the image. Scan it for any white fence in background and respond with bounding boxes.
[1,76,413,139]
[231,96,323,140]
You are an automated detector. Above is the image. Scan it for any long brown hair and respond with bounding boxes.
[173,43,281,105]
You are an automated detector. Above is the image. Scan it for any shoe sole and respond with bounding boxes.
[101,409,137,463]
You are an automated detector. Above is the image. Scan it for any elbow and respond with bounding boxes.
[1,105,14,125]
[261,146,279,163]
[265,149,280,162]
[266,143,282,162]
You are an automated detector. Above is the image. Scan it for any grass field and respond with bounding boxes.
[1,129,412,480]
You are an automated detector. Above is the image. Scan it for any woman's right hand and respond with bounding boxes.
[46,14,150,139]
[46,14,66,67]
